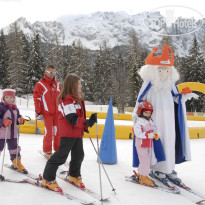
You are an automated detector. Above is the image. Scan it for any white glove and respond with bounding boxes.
[182,93,199,102]
[154,131,161,136]
[148,133,155,139]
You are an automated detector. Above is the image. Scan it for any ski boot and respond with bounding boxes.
[150,170,175,188]
[138,174,155,187]
[153,171,167,181]
[44,152,52,159]
[42,178,63,192]
[166,170,182,185]
[12,157,28,174]
[67,175,85,188]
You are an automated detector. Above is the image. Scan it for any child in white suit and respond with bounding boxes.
[134,101,161,186]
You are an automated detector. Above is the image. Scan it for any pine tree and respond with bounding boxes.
[0,29,9,89]
[159,35,175,51]
[7,23,29,95]
[27,33,44,94]
[67,41,93,101]
[184,35,205,112]
[53,33,65,84]
[112,54,129,113]
[93,41,116,104]
[80,48,93,102]
[175,55,187,83]
[60,45,70,82]
[126,30,144,106]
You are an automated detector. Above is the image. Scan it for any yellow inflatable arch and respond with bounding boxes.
[177,82,205,94]
[177,82,205,121]
[177,82,205,139]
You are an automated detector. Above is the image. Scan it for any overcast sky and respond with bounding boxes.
[0,0,204,29]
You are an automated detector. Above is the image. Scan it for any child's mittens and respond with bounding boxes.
[3,118,12,127]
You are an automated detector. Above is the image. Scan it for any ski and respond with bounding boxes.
[1,167,95,204]
[149,171,178,190]
[167,177,205,204]
[0,175,28,183]
[125,175,180,194]
[57,174,110,201]
[22,177,95,205]
[150,172,205,204]
[4,164,39,180]
[38,150,70,168]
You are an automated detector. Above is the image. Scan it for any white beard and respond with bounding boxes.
[151,76,173,92]
[139,65,180,92]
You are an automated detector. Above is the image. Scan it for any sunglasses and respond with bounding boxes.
[46,70,56,75]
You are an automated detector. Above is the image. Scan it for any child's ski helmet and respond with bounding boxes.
[137,101,153,116]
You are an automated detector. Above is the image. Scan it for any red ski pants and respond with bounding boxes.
[42,114,60,152]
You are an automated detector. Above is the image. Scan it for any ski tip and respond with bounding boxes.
[100,196,110,201]
[82,201,96,205]
[23,170,28,174]
[196,199,205,204]
[0,175,5,181]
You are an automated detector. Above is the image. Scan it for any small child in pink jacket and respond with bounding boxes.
[0,89,27,173]
[134,101,160,186]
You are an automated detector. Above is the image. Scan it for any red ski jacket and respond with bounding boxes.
[58,94,87,138]
[33,75,61,115]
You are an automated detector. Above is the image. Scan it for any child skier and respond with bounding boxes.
[42,73,97,192]
[0,89,27,173]
[133,101,165,186]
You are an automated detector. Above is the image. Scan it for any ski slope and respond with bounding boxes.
[0,93,205,204]
[0,133,205,205]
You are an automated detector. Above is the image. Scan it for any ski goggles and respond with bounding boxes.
[46,70,56,75]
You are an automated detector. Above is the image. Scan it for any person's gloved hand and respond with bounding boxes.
[36,112,43,121]
[18,117,25,125]
[145,130,154,139]
[85,113,97,128]
[154,133,160,140]
[147,133,155,139]
[3,118,12,127]
[181,87,192,94]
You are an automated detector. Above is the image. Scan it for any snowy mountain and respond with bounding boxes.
[3,17,65,45]
[2,11,205,56]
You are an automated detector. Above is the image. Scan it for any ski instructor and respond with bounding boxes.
[132,44,198,182]
[33,65,61,158]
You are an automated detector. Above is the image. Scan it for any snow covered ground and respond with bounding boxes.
[0,134,205,205]
[0,92,205,204]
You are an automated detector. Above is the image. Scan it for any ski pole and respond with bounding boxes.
[0,126,9,180]
[23,116,31,121]
[15,124,20,168]
[35,113,38,135]
[95,113,103,203]
[88,132,116,195]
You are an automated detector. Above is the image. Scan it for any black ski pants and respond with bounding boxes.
[43,137,84,181]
